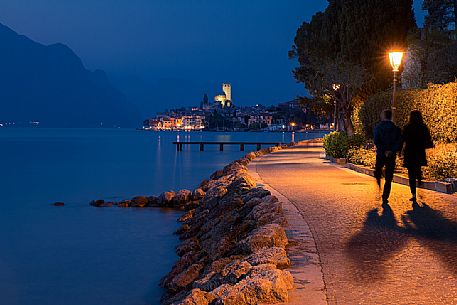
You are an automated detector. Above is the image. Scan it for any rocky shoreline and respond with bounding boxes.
[90,143,297,305]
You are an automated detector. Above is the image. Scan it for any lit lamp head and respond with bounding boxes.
[389,51,404,72]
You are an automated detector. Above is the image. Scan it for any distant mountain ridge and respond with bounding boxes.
[0,22,139,127]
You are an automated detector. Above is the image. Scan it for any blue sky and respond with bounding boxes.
[0,0,425,115]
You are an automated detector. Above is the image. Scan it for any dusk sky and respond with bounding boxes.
[0,0,425,116]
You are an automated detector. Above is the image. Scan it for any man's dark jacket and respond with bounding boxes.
[373,120,402,156]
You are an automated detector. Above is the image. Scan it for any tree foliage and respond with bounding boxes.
[423,0,456,33]
[402,0,457,88]
[290,0,416,134]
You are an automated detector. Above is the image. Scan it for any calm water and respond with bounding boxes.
[0,128,325,305]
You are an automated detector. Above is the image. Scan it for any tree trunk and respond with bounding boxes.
[335,87,355,135]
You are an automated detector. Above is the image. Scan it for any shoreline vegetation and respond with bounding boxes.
[90,142,302,304]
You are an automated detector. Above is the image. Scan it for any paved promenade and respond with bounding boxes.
[250,143,457,305]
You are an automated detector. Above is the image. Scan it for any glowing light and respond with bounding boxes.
[389,51,404,72]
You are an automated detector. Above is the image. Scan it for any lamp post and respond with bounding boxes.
[389,51,404,122]
[332,83,340,131]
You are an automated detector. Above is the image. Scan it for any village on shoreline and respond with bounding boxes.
[142,83,333,132]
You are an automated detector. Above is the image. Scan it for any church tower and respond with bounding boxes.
[214,83,233,108]
[222,83,231,102]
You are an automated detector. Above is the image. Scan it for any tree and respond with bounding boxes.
[290,0,416,134]
[402,1,457,88]
[423,0,456,34]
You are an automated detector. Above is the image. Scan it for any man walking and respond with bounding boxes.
[374,109,402,205]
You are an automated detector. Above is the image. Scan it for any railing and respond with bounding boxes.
[173,141,283,152]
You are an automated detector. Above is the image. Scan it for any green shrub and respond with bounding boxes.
[423,143,457,180]
[349,143,457,180]
[347,147,376,167]
[323,131,365,158]
[347,147,404,171]
[359,82,457,142]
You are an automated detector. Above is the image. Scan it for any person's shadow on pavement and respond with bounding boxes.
[402,202,457,275]
[345,204,409,282]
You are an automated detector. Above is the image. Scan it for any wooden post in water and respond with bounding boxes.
[240,143,245,151]
[256,143,261,151]
[200,143,204,151]
[219,143,224,151]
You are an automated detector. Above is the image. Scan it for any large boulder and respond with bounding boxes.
[131,196,149,207]
[159,191,176,205]
[177,289,215,305]
[238,224,288,253]
[246,247,290,269]
[170,263,205,291]
[191,188,206,201]
[90,199,113,207]
[210,264,293,305]
[174,189,192,205]
[147,195,159,206]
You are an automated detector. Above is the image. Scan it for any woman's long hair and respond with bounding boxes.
[408,110,424,126]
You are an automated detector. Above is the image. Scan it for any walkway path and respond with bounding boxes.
[250,143,457,305]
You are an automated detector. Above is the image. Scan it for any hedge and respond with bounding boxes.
[323,131,365,158]
[348,143,457,180]
[358,81,457,143]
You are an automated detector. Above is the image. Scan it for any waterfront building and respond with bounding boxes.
[214,83,233,108]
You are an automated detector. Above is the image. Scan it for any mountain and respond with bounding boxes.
[0,23,140,127]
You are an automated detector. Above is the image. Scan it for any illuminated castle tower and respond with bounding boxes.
[214,83,232,108]
[222,83,231,102]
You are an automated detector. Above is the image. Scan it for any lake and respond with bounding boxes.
[0,128,326,305]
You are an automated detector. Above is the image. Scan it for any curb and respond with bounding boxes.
[346,163,455,194]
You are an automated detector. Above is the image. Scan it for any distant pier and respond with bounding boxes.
[173,141,283,152]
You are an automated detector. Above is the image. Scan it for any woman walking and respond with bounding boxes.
[402,111,433,203]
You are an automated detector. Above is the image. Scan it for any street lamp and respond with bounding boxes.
[332,84,340,130]
[389,51,404,122]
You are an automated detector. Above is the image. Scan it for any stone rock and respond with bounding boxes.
[241,187,271,202]
[238,224,288,253]
[176,224,191,235]
[226,174,256,193]
[220,260,252,282]
[147,195,159,206]
[170,263,204,291]
[90,199,113,207]
[184,200,200,210]
[159,191,176,205]
[210,265,293,305]
[162,146,292,305]
[245,152,256,161]
[178,210,195,222]
[246,247,290,269]
[191,188,205,201]
[210,169,224,180]
[177,288,215,305]
[246,197,286,226]
[174,189,192,205]
[176,238,200,257]
[203,186,227,202]
[199,180,211,192]
[117,200,131,208]
[53,202,64,206]
[131,196,149,207]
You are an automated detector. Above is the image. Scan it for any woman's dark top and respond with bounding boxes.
[402,123,433,168]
